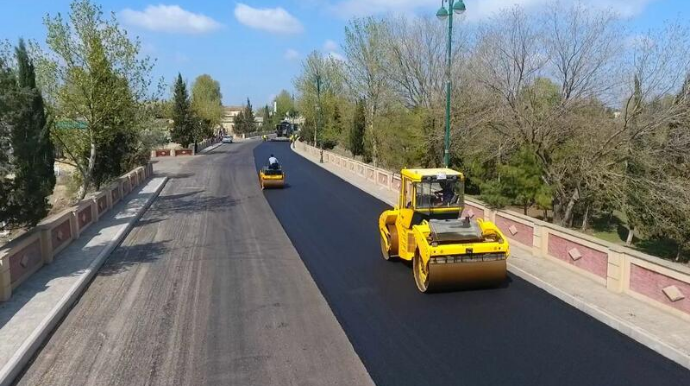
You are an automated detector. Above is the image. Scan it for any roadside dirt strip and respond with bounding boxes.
[17,141,374,386]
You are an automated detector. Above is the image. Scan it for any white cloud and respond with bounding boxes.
[323,39,338,51]
[331,0,658,20]
[328,51,345,61]
[120,5,222,34]
[284,48,300,61]
[323,40,344,61]
[234,3,304,34]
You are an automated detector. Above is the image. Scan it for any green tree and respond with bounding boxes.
[372,106,428,170]
[191,116,213,144]
[499,147,551,215]
[170,73,194,147]
[260,105,271,131]
[191,74,223,130]
[321,104,342,149]
[294,51,346,147]
[349,98,365,156]
[234,98,256,134]
[273,90,294,125]
[0,60,17,224]
[37,0,157,199]
[10,40,55,226]
[478,180,512,209]
[343,17,390,163]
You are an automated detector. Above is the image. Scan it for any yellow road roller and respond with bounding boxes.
[379,168,509,292]
[259,166,285,189]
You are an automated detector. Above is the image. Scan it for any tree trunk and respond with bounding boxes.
[581,204,590,231]
[625,227,634,246]
[523,205,528,215]
[675,245,682,262]
[78,142,97,200]
[543,208,548,221]
[561,188,579,227]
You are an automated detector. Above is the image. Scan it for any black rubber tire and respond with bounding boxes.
[413,250,430,293]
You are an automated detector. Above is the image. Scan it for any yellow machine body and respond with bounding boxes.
[378,168,510,292]
[259,167,285,189]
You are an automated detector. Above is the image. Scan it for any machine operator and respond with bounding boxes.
[268,154,279,170]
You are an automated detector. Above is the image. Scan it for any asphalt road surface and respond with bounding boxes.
[254,141,690,386]
[16,140,374,386]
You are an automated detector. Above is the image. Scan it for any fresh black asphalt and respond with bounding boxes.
[255,141,690,386]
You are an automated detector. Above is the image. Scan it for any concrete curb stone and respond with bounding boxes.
[0,177,169,386]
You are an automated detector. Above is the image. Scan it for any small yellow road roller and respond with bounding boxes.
[379,168,510,292]
[259,166,285,189]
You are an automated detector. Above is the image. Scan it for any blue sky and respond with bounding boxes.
[0,0,688,106]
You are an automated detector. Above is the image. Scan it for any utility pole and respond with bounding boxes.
[437,0,466,168]
[315,74,324,163]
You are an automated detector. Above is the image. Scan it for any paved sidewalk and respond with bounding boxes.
[0,177,168,386]
[293,144,690,371]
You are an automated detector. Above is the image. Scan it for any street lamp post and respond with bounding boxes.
[315,74,324,163]
[436,0,466,168]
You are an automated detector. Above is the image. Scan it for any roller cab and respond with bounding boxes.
[378,168,510,293]
[259,166,285,189]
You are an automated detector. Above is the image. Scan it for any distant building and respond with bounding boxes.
[221,106,263,134]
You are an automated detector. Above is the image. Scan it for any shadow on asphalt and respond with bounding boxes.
[155,172,194,180]
[98,240,171,276]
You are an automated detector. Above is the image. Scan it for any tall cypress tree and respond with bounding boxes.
[350,98,365,156]
[10,40,55,226]
[170,73,193,147]
[243,98,256,133]
[0,60,17,225]
[260,105,271,131]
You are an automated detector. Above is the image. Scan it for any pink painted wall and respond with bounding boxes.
[378,172,389,187]
[496,215,533,247]
[122,179,131,195]
[630,264,690,315]
[462,203,485,220]
[548,234,607,279]
[112,186,120,203]
[392,177,401,190]
[9,238,42,285]
[97,196,108,215]
[78,206,93,230]
[51,219,72,252]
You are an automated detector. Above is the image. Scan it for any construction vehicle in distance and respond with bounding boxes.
[258,164,285,189]
[378,168,510,293]
[276,120,297,138]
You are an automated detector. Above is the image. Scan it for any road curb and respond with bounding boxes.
[290,144,690,372]
[0,177,169,386]
[199,142,223,154]
[507,262,690,371]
